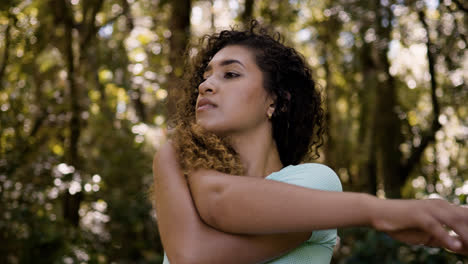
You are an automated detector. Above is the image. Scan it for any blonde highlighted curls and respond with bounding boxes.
[172,123,244,175]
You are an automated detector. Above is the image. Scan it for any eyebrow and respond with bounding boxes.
[204,59,245,73]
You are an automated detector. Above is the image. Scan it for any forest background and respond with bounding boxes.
[1,0,467,263]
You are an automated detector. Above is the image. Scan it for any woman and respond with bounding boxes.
[153,21,468,263]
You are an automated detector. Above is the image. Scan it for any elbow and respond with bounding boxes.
[169,254,200,264]
[202,187,235,232]
[198,187,226,229]
[189,170,229,228]
[167,243,210,264]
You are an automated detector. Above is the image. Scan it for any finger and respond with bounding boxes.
[424,236,447,249]
[392,228,462,253]
[421,218,462,252]
[436,204,468,247]
[389,229,430,245]
[425,237,468,255]
[450,240,468,256]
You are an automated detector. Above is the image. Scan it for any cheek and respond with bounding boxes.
[236,79,266,101]
[228,89,268,120]
[244,86,269,112]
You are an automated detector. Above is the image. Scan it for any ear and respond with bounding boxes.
[266,95,276,119]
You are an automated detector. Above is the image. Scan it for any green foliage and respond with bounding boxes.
[335,228,467,264]
[0,0,467,263]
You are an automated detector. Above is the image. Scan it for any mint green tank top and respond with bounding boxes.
[162,163,343,264]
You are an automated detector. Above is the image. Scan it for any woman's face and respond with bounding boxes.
[195,45,274,136]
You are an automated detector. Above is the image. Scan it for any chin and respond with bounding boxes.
[195,119,229,136]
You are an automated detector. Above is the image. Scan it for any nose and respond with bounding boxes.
[198,78,216,95]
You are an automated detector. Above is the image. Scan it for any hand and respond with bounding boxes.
[387,228,468,255]
[370,198,468,255]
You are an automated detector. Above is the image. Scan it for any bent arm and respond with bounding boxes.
[153,142,312,264]
[188,169,371,235]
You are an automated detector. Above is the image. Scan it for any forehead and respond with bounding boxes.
[207,45,256,68]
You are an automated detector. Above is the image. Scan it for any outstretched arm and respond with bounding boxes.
[188,168,468,254]
[153,141,313,264]
[188,168,368,233]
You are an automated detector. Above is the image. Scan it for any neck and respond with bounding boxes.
[227,124,283,178]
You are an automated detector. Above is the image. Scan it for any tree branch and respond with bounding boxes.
[121,0,134,30]
[452,0,468,13]
[241,0,254,25]
[80,0,105,47]
[0,13,13,89]
[402,10,442,176]
[99,11,125,29]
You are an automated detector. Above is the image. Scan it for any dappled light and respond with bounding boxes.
[1,0,467,263]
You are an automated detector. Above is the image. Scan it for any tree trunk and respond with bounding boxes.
[376,71,403,198]
[0,12,13,89]
[53,0,83,226]
[373,2,404,198]
[166,0,191,118]
[357,38,378,195]
[121,0,148,123]
[241,0,254,25]
[323,46,337,171]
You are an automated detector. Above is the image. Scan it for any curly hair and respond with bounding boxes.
[170,20,325,175]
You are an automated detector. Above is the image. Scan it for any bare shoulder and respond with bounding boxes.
[153,140,178,171]
[154,140,176,161]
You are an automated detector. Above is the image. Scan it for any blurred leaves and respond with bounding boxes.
[0,0,467,263]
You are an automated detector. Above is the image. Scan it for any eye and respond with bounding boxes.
[224,72,240,79]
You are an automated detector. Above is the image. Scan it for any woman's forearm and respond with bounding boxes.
[188,169,375,234]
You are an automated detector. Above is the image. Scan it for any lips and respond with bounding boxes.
[197,98,217,111]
